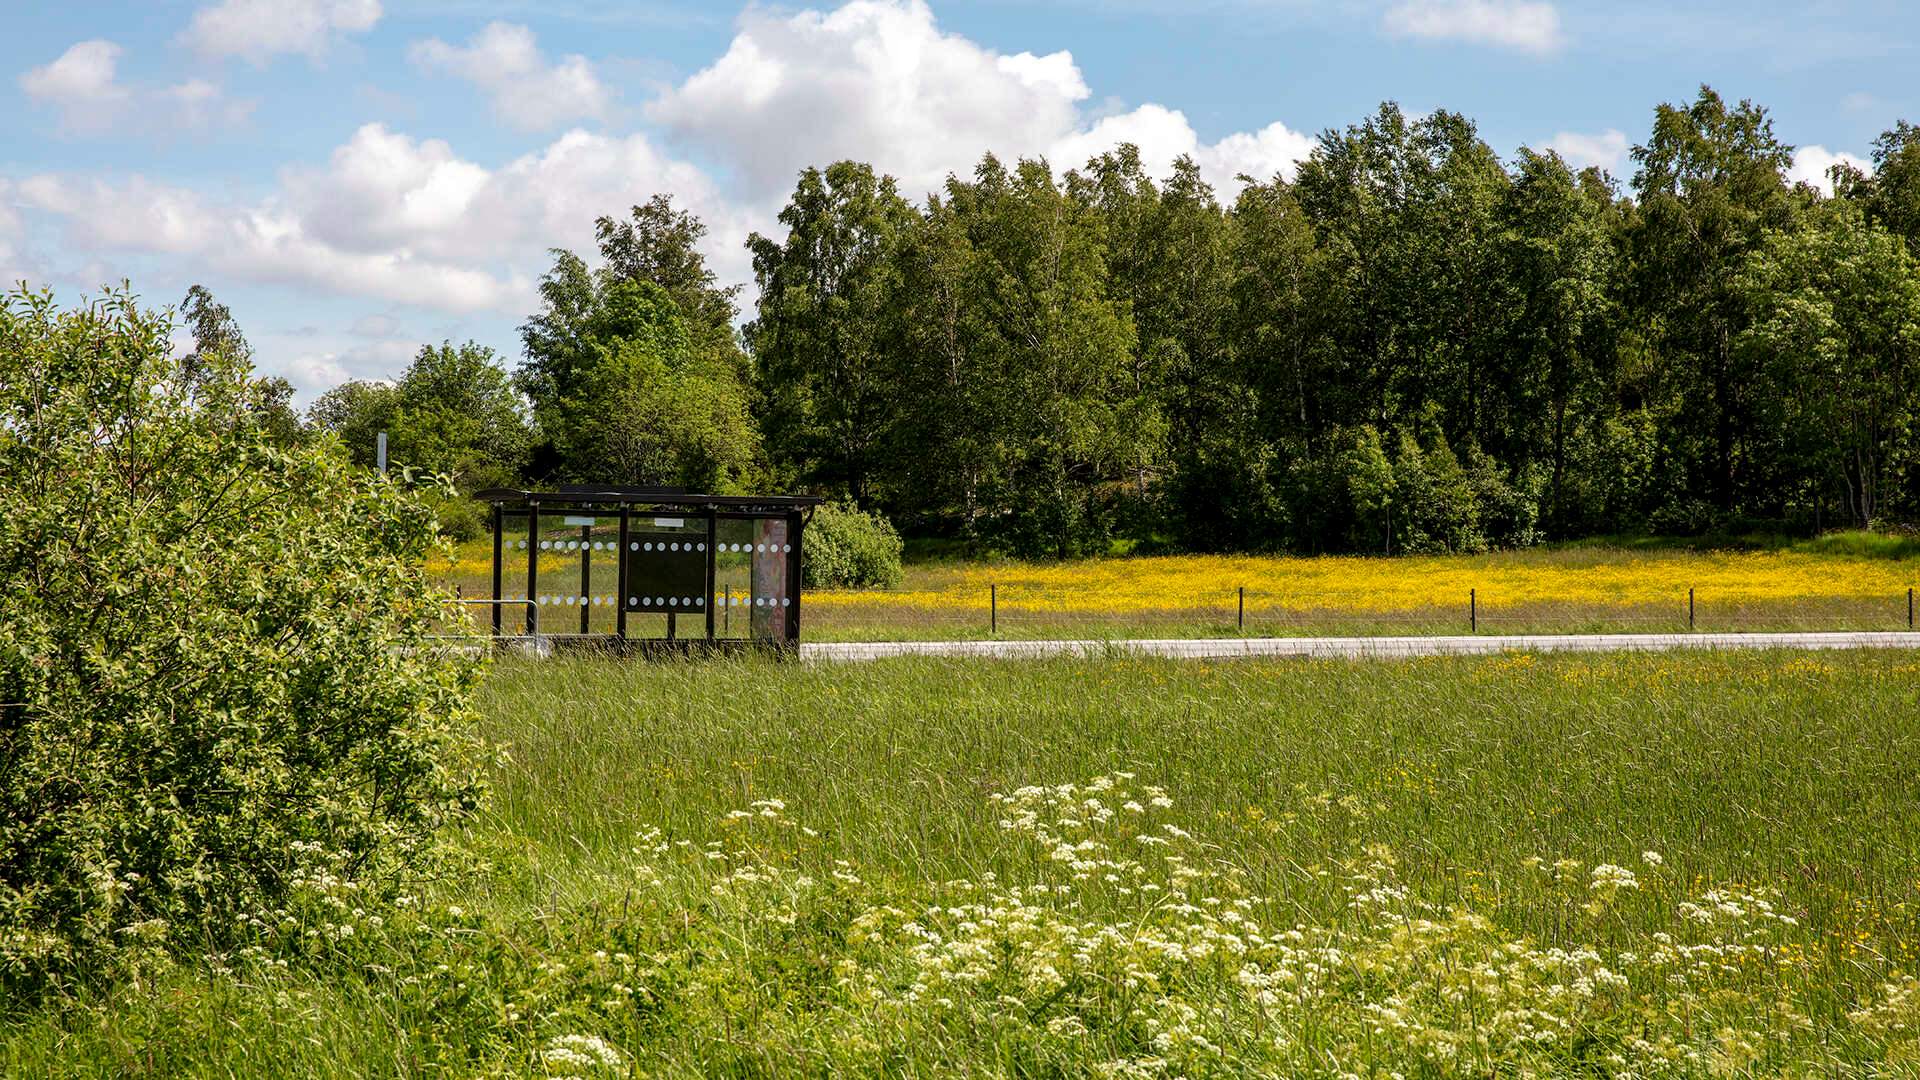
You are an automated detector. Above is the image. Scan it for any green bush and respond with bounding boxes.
[803,503,904,589]
[0,288,486,988]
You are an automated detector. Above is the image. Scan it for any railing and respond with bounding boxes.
[794,585,1920,643]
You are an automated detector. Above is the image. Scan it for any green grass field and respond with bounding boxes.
[7,650,1920,1076]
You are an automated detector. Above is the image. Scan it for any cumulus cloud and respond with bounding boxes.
[17,171,520,313]
[1787,145,1871,194]
[182,0,381,64]
[652,0,1312,201]
[411,22,611,132]
[1544,128,1628,174]
[652,0,1086,200]
[19,40,252,135]
[1383,0,1565,55]
[15,0,1326,396]
[1052,105,1314,190]
[14,122,748,317]
[18,40,131,133]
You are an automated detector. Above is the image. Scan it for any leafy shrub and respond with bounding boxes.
[803,503,904,589]
[0,288,486,987]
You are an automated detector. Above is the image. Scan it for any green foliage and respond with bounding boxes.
[802,503,904,589]
[0,287,486,988]
[520,251,762,492]
[748,161,916,501]
[740,87,1920,553]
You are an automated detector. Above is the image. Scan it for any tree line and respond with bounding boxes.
[301,86,1920,556]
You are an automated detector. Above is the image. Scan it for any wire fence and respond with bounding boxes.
[435,576,1920,644]
[795,585,1920,643]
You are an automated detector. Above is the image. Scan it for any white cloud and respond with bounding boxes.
[15,0,1326,397]
[1544,128,1628,174]
[164,79,258,132]
[19,40,252,135]
[653,0,1087,200]
[18,40,130,133]
[182,0,381,64]
[1788,145,1871,194]
[13,122,746,317]
[1383,0,1565,55]
[18,171,520,313]
[1052,105,1314,190]
[411,22,610,132]
[651,0,1312,202]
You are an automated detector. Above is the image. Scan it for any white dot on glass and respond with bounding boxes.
[696,597,705,607]
[782,597,791,607]
[539,541,550,550]
[671,542,681,551]
[782,544,791,553]
[628,596,638,606]
[644,542,653,551]
[669,597,679,606]
[696,543,705,551]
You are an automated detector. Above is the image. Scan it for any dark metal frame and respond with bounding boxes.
[474,487,820,653]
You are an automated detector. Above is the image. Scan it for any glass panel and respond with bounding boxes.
[712,518,754,640]
[751,518,791,642]
[713,516,793,642]
[496,512,532,634]
[523,512,625,635]
[623,513,710,640]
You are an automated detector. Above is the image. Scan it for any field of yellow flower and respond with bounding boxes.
[430,537,1919,639]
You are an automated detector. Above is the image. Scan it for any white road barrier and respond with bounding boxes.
[800,632,1920,663]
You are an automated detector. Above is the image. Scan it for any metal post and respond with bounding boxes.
[1909,587,1913,630]
[705,511,717,642]
[1238,586,1245,633]
[490,503,503,638]
[579,525,591,635]
[724,586,731,636]
[616,508,630,641]
[785,510,804,647]
[1689,587,1695,631]
[526,504,540,635]
[376,431,387,474]
[991,583,997,636]
[1470,589,1476,633]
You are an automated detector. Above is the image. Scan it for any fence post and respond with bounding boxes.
[1470,588,1476,633]
[1689,587,1695,631]
[1909,587,1914,630]
[1238,586,1245,633]
[990,583,997,636]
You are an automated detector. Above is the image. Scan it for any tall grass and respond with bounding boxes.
[6,650,1920,1075]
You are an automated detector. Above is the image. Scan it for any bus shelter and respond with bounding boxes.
[474,487,821,651]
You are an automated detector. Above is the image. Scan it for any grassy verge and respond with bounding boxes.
[5,650,1920,1075]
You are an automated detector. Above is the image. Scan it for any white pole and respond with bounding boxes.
[376,431,387,473]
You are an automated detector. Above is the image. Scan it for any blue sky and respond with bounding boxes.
[3,0,1914,401]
